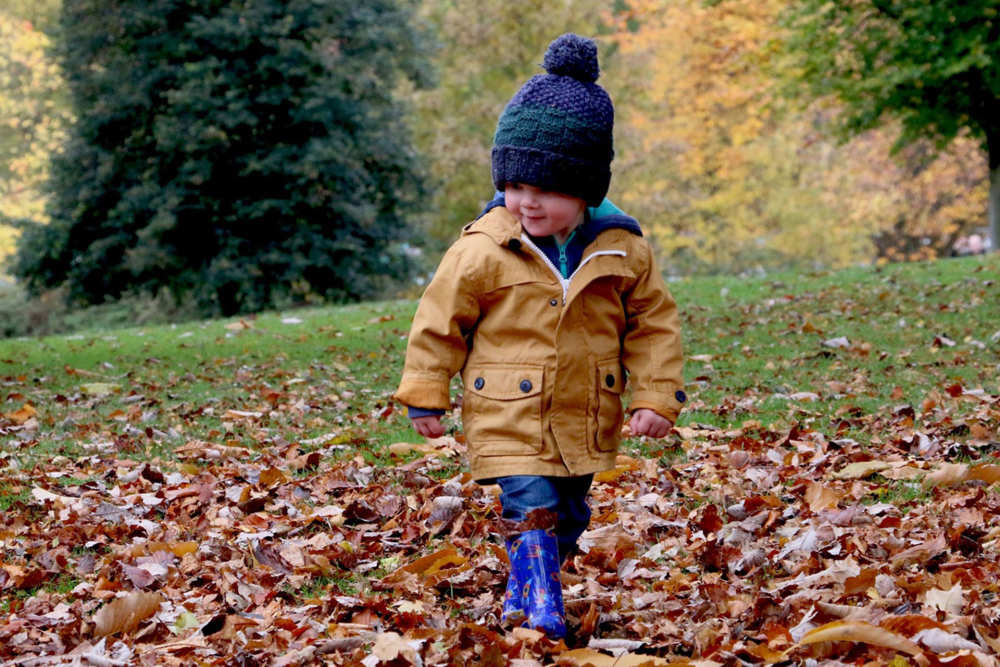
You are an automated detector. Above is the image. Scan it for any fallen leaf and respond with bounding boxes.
[4,403,37,424]
[258,466,288,488]
[913,628,981,653]
[558,648,672,666]
[371,631,422,663]
[93,592,164,637]
[924,462,970,487]
[969,464,1000,484]
[797,620,923,657]
[924,584,965,617]
[80,383,120,397]
[805,481,842,513]
[831,461,891,480]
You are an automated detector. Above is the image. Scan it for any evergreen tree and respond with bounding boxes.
[15,0,432,315]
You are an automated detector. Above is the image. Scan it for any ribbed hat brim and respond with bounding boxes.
[492,145,611,207]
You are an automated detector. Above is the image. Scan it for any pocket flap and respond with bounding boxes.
[466,365,544,400]
[597,359,625,394]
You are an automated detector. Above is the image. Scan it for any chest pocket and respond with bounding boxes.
[462,364,545,456]
[592,358,625,452]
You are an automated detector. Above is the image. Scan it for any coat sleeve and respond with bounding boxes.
[621,241,686,421]
[394,241,481,410]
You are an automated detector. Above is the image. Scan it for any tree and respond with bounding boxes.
[15,0,432,315]
[0,0,69,271]
[780,1,1000,252]
[601,0,985,274]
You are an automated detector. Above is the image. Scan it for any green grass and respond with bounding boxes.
[2,254,999,478]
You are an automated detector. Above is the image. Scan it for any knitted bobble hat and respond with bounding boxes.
[492,33,614,207]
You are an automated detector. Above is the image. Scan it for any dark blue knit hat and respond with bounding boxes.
[492,33,614,207]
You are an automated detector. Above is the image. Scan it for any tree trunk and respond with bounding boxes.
[989,127,1000,253]
[991,158,1000,254]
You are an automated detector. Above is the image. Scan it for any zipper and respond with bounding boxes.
[520,233,626,305]
[556,228,578,278]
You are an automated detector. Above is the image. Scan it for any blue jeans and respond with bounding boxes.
[497,474,594,563]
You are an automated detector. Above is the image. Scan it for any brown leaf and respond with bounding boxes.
[93,591,163,637]
[805,481,842,513]
[924,462,969,487]
[831,460,891,480]
[258,466,288,488]
[969,464,1000,484]
[4,403,37,424]
[797,620,923,657]
[372,631,421,663]
[121,564,155,589]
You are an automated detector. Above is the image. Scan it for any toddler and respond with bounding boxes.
[395,33,685,639]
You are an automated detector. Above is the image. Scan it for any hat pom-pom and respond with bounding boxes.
[542,33,599,83]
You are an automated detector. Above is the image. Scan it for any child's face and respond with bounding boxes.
[504,183,586,243]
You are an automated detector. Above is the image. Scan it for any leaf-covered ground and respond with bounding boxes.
[2,256,1000,666]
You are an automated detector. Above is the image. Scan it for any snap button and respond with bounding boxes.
[549,298,559,307]
[675,389,687,403]
[605,374,615,388]
[474,377,485,390]
[508,239,522,251]
[519,379,533,393]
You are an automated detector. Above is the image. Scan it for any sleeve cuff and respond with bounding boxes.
[394,372,452,411]
[629,388,687,422]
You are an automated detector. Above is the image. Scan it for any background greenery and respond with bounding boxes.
[0,0,996,331]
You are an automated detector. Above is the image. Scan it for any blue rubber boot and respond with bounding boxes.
[501,566,525,625]
[505,529,566,638]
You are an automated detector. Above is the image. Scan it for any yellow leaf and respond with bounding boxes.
[168,542,198,557]
[388,442,445,457]
[831,461,891,480]
[224,319,252,331]
[4,403,36,424]
[798,620,922,657]
[594,455,641,483]
[80,383,120,397]
[93,591,164,637]
[386,547,468,583]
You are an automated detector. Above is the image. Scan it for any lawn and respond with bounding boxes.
[2,254,999,664]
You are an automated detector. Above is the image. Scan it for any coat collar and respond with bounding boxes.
[463,206,634,254]
[462,206,523,249]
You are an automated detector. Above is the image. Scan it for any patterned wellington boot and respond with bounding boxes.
[500,563,525,625]
[505,529,566,638]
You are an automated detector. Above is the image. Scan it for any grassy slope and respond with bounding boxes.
[2,254,999,474]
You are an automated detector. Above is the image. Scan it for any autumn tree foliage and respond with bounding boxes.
[0,1,69,271]
[13,0,432,315]
[780,0,1000,252]
[605,0,987,274]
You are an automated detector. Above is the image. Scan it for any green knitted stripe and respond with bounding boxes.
[494,104,610,155]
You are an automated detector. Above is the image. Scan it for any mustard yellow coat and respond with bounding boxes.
[394,207,684,481]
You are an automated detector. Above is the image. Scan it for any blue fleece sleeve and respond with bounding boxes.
[407,405,446,419]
